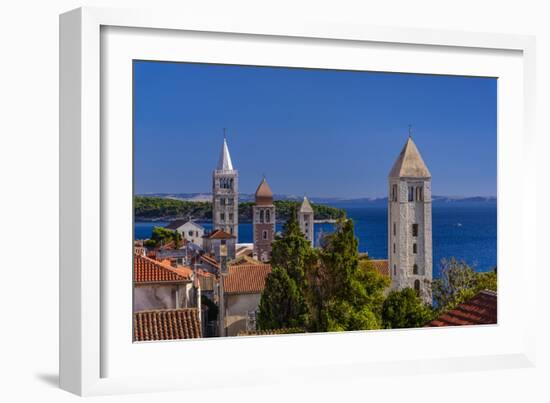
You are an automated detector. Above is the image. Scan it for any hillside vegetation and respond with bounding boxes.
[134,196,345,222]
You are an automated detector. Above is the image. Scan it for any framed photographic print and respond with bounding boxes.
[60,7,537,396]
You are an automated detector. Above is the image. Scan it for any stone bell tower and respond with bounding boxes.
[388,136,433,304]
[298,196,314,247]
[253,177,276,262]
[212,135,239,240]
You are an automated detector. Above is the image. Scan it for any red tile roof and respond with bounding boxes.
[204,229,235,240]
[134,254,192,284]
[224,264,271,295]
[133,308,202,341]
[427,290,497,327]
[369,259,390,277]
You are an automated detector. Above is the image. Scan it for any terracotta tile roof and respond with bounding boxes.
[204,229,235,240]
[134,254,192,284]
[369,259,390,277]
[134,308,202,341]
[427,290,497,327]
[224,264,271,295]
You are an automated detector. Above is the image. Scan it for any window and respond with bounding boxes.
[262,230,268,240]
[259,210,264,223]
[265,209,270,223]
[220,198,225,206]
[229,227,233,234]
[416,186,423,201]
[188,230,193,237]
[229,213,233,221]
[413,264,418,275]
[220,213,225,222]
[414,280,420,295]
[393,222,396,236]
[391,184,398,201]
[413,243,417,254]
[393,243,396,254]
[393,265,396,276]
[408,186,414,202]
[412,224,418,237]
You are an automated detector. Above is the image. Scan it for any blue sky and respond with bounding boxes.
[134,61,496,198]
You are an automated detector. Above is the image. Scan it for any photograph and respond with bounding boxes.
[132,61,497,341]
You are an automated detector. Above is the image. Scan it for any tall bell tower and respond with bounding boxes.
[253,177,276,262]
[212,134,239,240]
[388,136,433,304]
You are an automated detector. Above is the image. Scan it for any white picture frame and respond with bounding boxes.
[59,6,537,396]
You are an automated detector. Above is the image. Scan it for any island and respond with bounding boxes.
[134,196,346,222]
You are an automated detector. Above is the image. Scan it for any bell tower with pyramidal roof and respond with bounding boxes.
[388,135,433,304]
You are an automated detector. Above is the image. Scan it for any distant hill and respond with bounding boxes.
[137,192,497,207]
[134,196,346,222]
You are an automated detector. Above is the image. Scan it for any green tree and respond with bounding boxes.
[258,207,313,330]
[358,258,391,320]
[172,230,183,249]
[432,258,497,312]
[382,288,434,329]
[306,219,385,332]
[143,226,176,248]
[270,207,314,285]
[258,267,309,330]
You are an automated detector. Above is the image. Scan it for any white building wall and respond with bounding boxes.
[175,221,205,248]
[133,283,193,312]
[225,293,261,336]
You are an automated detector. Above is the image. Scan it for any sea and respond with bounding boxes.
[134,203,497,278]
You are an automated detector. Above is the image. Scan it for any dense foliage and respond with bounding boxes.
[258,209,311,330]
[432,257,497,312]
[306,219,387,332]
[135,197,212,220]
[381,288,434,329]
[143,226,180,248]
[257,267,309,330]
[134,196,345,222]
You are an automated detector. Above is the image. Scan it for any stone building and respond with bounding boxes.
[222,263,272,336]
[298,196,314,246]
[212,136,239,240]
[165,220,205,248]
[133,254,197,312]
[203,229,236,261]
[388,137,433,304]
[253,177,276,262]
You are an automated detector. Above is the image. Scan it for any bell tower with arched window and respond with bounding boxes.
[388,136,433,304]
[253,177,276,262]
[213,135,239,240]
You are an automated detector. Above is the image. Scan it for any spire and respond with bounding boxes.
[217,135,234,171]
[299,196,314,213]
[255,177,273,205]
[389,136,431,178]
